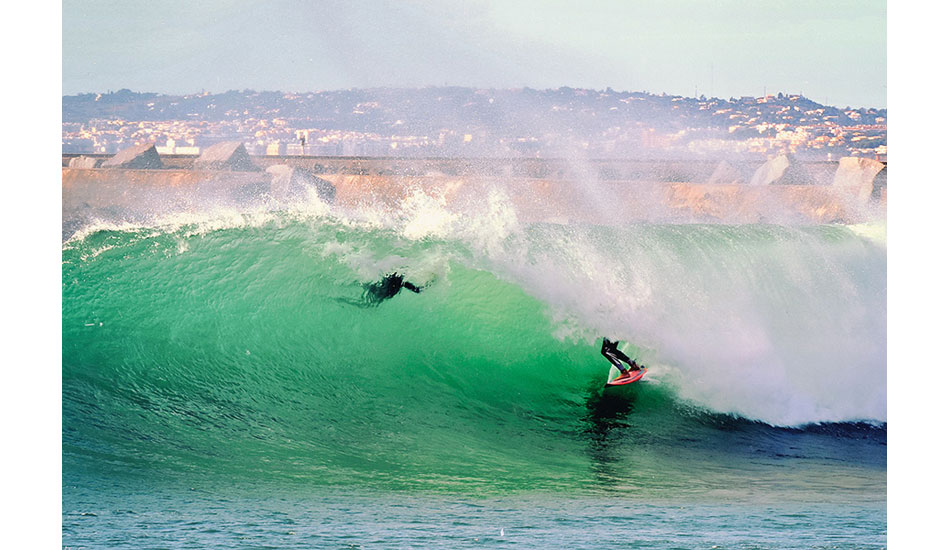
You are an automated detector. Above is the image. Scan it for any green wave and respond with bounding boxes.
[62,217,886,494]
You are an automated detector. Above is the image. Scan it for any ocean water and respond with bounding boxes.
[62,187,886,548]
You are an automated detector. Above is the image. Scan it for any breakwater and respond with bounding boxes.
[62,151,886,238]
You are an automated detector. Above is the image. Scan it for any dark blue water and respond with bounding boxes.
[63,481,885,549]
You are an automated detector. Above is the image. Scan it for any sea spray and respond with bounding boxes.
[349,186,887,425]
[484,223,887,426]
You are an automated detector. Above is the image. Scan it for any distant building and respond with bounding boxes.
[156,138,177,155]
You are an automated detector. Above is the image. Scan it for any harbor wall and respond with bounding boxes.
[62,156,885,228]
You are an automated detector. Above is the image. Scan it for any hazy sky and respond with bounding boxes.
[62,0,886,108]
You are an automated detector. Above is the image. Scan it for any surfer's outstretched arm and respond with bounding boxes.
[402,281,423,293]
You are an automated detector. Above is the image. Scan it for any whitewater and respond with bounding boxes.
[63,180,886,548]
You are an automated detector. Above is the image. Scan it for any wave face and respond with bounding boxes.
[62,196,886,493]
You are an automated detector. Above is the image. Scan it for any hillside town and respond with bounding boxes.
[62,87,886,161]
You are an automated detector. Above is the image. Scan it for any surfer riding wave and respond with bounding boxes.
[362,272,424,305]
[601,338,642,380]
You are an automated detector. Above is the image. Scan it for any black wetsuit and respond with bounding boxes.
[363,273,422,304]
[601,338,639,372]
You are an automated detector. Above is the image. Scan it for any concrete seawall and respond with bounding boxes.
[64,168,271,212]
[64,154,884,184]
[63,155,886,230]
[62,166,334,237]
[320,173,881,224]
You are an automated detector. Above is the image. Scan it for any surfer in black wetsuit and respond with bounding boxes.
[601,338,642,379]
[362,272,423,305]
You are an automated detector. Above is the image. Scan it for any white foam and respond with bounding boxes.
[484,223,887,426]
[400,189,458,241]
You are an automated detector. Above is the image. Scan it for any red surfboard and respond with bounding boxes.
[605,367,647,386]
